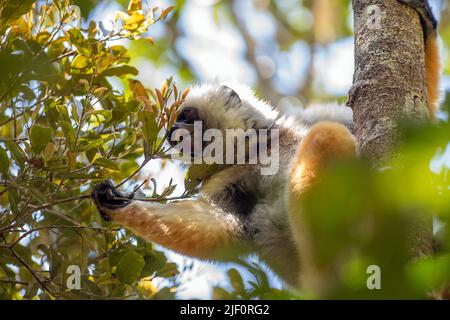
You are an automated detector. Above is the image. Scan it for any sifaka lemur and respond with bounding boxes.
[92,0,440,289]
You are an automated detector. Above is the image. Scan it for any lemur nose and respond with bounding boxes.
[167,126,177,146]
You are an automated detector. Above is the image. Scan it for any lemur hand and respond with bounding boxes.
[91,180,134,221]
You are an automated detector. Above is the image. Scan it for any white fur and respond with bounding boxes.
[183,83,353,131]
[182,82,279,131]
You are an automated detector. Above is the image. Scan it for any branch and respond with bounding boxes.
[6,225,116,249]
[28,194,92,212]
[9,247,53,296]
[0,279,29,286]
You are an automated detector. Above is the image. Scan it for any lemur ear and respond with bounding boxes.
[219,85,241,108]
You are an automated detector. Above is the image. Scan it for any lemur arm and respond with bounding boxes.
[399,0,440,119]
[91,181,247,260]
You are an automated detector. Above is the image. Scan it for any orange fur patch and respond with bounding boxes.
[425,35,440,119]
[113,200,243,260]
[288,121,356,196]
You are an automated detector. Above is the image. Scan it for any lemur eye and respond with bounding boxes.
[177,107,199,124]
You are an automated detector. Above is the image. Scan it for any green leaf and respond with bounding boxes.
[116,250,145,284]
[93,157,119,171]
[4,140,26,168]
[23,279,40,299]
[140,251,167,277]
[138,110,159,151]
[49,248,63,280]
[30,125,52,154]
[0,0,35,24]
[67,28,90,56]
[156,262,179,278]
[70,55,91,74]
[19,85,36,100]
[184,164,219,191]
[227,268,244,292]
[109,248,129,266]
[28,187,46,204]
[8,188,20,214]
[85,110,112,123]
[0,146,9,175]
[59,121,76,151]
[102,65,139,77]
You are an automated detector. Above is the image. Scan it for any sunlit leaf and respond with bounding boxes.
[123,12,145,32]
[102,65,138,77]
[116,250,145,284]
[128,0,142,14]
[4,140,26,168]
[0,146,9,175]
[30,125,52,154]
[93,157,119,171]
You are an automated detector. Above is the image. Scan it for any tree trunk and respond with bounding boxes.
[348,0,429,165]
[348,0,433,258]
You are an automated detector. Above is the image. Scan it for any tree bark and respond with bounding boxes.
[348,0,434,258]
[348,0,429,165]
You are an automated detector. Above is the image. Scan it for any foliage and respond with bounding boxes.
[0,0,189,299]
[213,262,302,300]
[292,103,450,299]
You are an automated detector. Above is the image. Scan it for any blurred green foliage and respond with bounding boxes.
[293,102,450,299]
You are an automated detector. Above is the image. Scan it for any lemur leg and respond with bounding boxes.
[92,181,246,260]
[288,121,356,292]
[398,0,440,118]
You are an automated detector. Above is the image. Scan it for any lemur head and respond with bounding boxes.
[168,83,278,147]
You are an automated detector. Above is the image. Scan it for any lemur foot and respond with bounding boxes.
[91,180,134,221]
[398,0,437,32]
[289,121,356,196]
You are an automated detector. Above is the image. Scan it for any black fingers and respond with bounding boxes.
[91,180,133,220]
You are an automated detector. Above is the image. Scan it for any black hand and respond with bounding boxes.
[91,180,133,221]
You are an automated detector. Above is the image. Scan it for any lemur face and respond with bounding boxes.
[168,84,278,142]
[167,85,242,148]
[167,107,200,146]
[167,106,206,155]
[167,84,279,162]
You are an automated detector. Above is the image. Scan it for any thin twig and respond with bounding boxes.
[7,225,117,249]
[0,279,29,286]
[9,247,53,296]
[113,194,192,203]
[115,158,150,188]
[29,194,92,213]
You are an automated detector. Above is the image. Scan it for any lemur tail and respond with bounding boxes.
[425,33,440,120]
